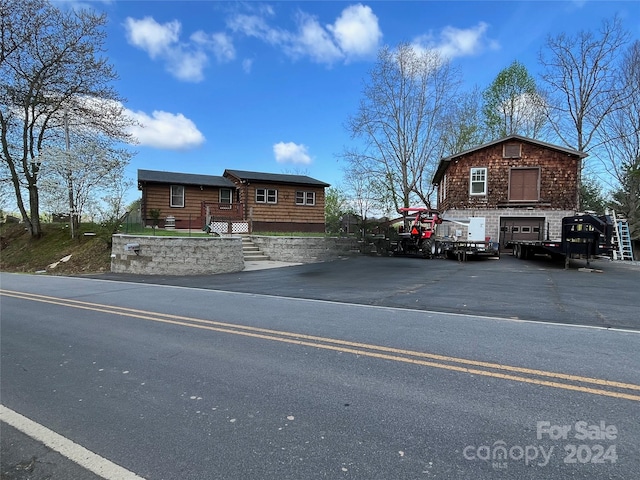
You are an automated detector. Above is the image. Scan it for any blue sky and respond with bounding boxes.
[59,1,639,205]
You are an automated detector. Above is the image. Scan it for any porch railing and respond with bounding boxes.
[201,202,244,221]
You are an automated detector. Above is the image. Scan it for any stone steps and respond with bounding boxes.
[241,236,270,261]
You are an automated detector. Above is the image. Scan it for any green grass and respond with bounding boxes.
[253,231,327,237]
[119,224,210,237]
[0,222,213,274]
[0,222,114,274]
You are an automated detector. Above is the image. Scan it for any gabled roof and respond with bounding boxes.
[137,169,235,188]
[432,135,588,184]
[224,169,330,187]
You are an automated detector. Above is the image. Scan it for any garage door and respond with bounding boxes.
[500,217,545,250]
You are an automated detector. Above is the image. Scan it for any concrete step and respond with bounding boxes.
[240,236,270,261]
[244,253,271,261]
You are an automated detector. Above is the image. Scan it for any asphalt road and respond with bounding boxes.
[1,256,639,479]
[88,254,640,330]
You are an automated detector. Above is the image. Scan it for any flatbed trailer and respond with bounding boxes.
[437,239,501,261]
[386,208,500,260]
[505,214,614,268]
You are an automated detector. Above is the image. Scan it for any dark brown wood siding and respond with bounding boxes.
[141,184,231,228]
[438,140,579,210]
[232,182,326,230]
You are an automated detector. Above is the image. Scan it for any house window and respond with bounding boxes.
[219,188,232,209]
[470,167,487,195]
[170,185,184,207]
[509,168,540,201]
[504,143,522,158]
[295,191,316,206]
[256,188,277,204]
[439,174,447,204]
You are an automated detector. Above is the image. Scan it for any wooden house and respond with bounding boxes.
[222,169,330,233]
[431,135,587,249]
[138,169,330,233]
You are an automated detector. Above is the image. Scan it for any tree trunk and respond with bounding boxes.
[28,184,42,238]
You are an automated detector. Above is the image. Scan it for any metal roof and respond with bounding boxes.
[224,169,330,187]
[138,169,235,188]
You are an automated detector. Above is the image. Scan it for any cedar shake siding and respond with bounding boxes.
[433,136,582,211]
[432,135,586,248]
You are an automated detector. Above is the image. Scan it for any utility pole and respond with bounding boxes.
[64,111,76,239]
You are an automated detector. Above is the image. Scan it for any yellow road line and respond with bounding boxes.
[2,289,639,402]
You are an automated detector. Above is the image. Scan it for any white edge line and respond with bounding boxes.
[0,405,145,480]
[3,273,639,335]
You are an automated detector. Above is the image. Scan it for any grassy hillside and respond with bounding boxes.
[0,222,113,275]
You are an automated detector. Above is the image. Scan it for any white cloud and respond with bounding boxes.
[287,13,343,64]
[165,49,209,82]
[124,16,235,82]
[412,22,498,59]
[125,109,205,150]
[229,4,381,65]
[191,31,236,63]
[273,142,312,165]
[328,4,382,61]
[124,17,181,59]
[242,58,254,73]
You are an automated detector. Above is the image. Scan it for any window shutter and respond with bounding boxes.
[509,168,539,201]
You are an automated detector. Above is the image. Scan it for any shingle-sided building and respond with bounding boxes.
[138,169,330,233]
[431,135,587,249]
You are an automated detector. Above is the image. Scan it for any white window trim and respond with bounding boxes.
[470,167,487,196]
[296,191,316,206]
[256,188,278,204]
[220,188,232,204]
[170,185,185,207]
[219,188,232,209]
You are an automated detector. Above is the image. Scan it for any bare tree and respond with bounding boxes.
[600,41,640,185]
[343,43,461,212]
[483,60,547,139]
[440,85,488,156]
[600,40,640,238]
[342,160,384,237]
[38,138,133,233]
[0,0,133,237]
[539,15,630,154]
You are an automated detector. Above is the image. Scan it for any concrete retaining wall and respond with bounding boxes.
[111,234,244,275]
[250,236,358,263]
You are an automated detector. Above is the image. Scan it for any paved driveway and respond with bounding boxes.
[86,255,640,331]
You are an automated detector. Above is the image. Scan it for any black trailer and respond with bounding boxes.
[505,214,614,268]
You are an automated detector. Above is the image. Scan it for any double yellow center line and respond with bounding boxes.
[2,289,639,402]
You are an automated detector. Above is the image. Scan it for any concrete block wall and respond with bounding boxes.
[111,234,244,275]
[439,209,575,242]
[251,236,358,263]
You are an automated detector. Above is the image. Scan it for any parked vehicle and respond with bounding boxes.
[388,207,500,260]
[505,213,614,268]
